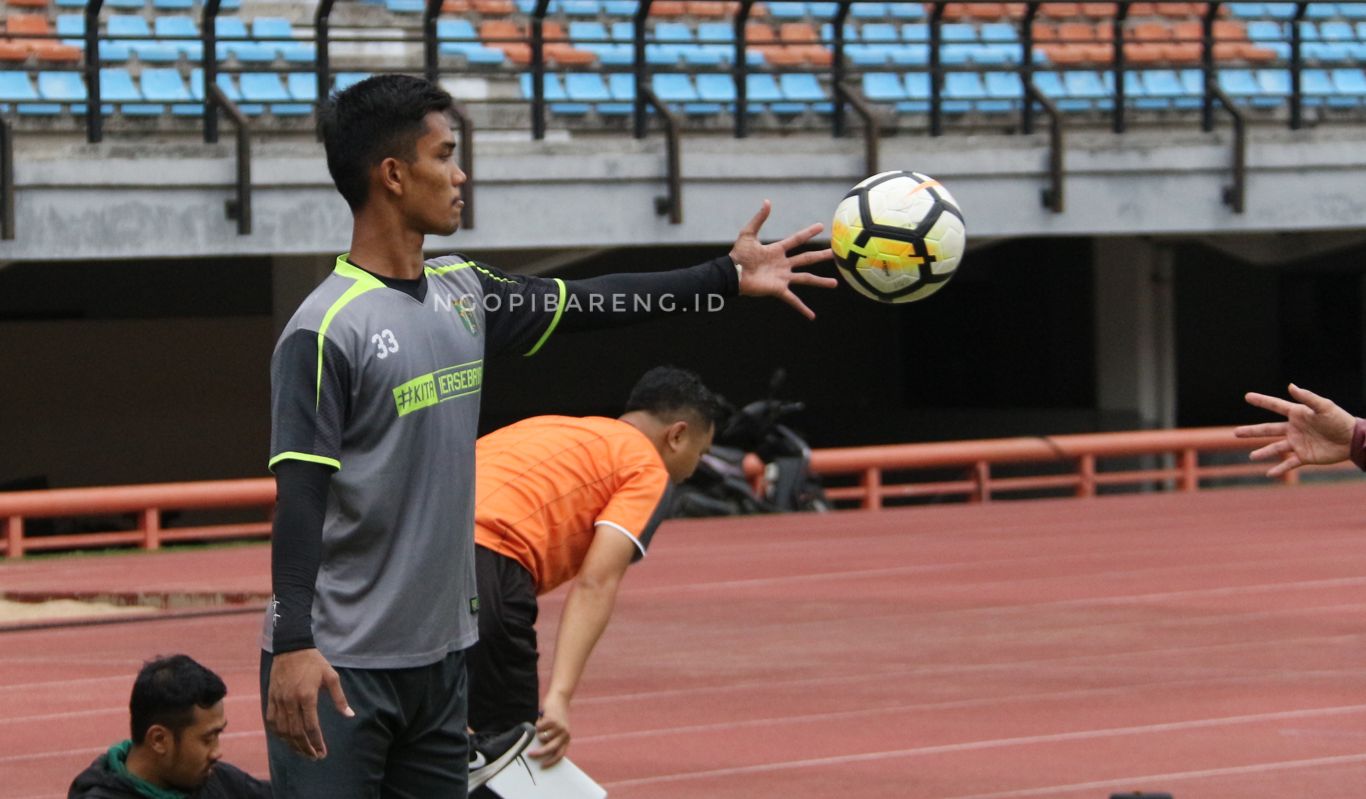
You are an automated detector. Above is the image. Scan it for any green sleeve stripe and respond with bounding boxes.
[524,278,566,357]
[316,256,384,409]
[269,452,341,471]
[426,260,475,276]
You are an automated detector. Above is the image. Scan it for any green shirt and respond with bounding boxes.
[105,740,188,799]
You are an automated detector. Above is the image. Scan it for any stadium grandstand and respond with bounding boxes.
[2,1,1366,488]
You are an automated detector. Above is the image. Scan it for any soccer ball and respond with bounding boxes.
[830,171,967,304]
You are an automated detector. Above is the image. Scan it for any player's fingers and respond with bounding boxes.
[282,700,316,760]
[321,669,355,718]
[1248,440,1292,462]
[781,289,816,320]
[787,248,835,271]
[1234,422,1288,439]
[1243,392,1296,416]
[776,222,825,251]
[1288,383,1333,414]
[789,271,839,289]
[740,200,772,237]
[300,698,327,760]
[1266,454,1303,478]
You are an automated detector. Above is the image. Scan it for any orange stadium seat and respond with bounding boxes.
[1032,22,1060,41]
[1041,3,1080,19]
[686,2,729,17]
[443,0,472,11]
[0,41,28,61]
[1132,22,1175,41]
[8,0,49,7]
[650,1,688,15]
[1080,3,1117,17]
[473,0,515,15]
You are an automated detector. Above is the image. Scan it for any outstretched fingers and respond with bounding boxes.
[776,222,826,252]
[1234,421,1288,440]
[1243,391,1297,418]
[741,200,773,238]
[1288,383,1334,414]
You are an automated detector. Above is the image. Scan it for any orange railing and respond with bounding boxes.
[0,426,1357,559]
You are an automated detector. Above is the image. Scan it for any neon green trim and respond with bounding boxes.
[316,255,384,409]
[523,278,566,357]
[269,452,342,472]
[425,259,475,276]
[475,265,517,284]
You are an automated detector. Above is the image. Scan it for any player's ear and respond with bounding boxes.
[666,420,689,451]
[377,157,405,198]
[145,724,173,756]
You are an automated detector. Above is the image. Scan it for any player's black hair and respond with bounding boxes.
[624,366,726,430]
[319,74,455,212]
[129,654,227,744]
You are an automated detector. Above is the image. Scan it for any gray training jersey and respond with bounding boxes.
[264,254,564,669]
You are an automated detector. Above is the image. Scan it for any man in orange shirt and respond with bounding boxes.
[467,366,721,771]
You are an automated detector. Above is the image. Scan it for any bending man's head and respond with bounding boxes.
[622,366,724,483]
[128,654,228,790]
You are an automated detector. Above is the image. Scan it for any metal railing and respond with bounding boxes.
[1,425,1356,559]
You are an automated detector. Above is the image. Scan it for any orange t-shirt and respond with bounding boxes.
[474,416,673,595]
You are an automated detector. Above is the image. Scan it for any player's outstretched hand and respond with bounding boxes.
[266,648,355,760]
[730,200,837,320]
[1235,383,1356,477]
[529,695,571,768]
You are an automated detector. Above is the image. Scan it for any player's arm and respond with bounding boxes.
[1236,383,1360,476]
[533,525,636,767]
[264,331,354,759]
[476,201,836,357]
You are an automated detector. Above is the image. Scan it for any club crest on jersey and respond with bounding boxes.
[453,296,478,335]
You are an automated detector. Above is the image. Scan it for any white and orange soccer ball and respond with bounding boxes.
[830,171,966,304]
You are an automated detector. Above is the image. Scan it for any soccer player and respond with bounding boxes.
[467,366,721,771]
[1236,383,1361,475]
[263,74,834,797]
[68,654,269,799]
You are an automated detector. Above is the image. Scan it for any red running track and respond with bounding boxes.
[4,483,1366,798]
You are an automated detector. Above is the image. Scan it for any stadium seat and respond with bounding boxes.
[286,72,319,103]
[2,70,60,114]
[188,68,264,114]
[743,72,783,110]
[519,72,589,115]
[106,0,146,7]
[101,66,162,115]
[564,71,612,103]
[387,0,427,11]
[239,72,311,115]
[216,17,275,63]
[139,66,195,114]
[862,71,906,102]
[252,18,316,63]
[153,0,195,8]
[153,16,204,60]
[767,2,808,18]
[1332,67,1366,98]
[439,19,505,64]
[695,72,736,103]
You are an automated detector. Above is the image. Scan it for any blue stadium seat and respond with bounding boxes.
[102,67,163,115]
[860,23,899,43]
[651,73,708,113]
[55,0,89,6]
[607,72,635,102]
[1319,21,1355,40]
[154,16,204,60]
[862,71,906,102]
[901,23,929,42]
[1306,41,1351,62]
[603,0,637,14]
[1332,67,1366,98]
[1305,3,1339,19]
[569,21,610,42]
[850,2,886,18]
[695,73,736,103]
[334,73,370,92]
[154,0,195,8]
[1031,70,1090,111]
[1225,2,1264,16]
[520,73,590,115]
[767,3,809,19]
[565,72,612,102]
[1141,69,1199,110]
[890,44,930,66]
[217,17,276,63]
[108,15,179,63]
[516,0,561,12]
[286,72,319,103]
[807,3,838,18]
[240,73,311,115]
[1343,2,1366,18]
[979,23,1019,43]
[984,71,1022,108]
[779,73,830,113]
[746,72,784,107]
[942,23,978,42]
[188,68,264,114]
[139,67,196,114]
[37,71,85,102]
[438,19,505,64]
[562,0,602,16]
[1304,67,1352,106]
[847,43,895,65]
[896,71,929,113]
[253,18,316,63]
[5,71,59,115]
[944,71,987,113]
[1218,67,1277,108]
[386,0,426,12]
[107,0,146,8]
[1262,3,1298,17]
[888,2,924,18]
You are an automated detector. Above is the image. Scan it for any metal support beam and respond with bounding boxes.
[531,0,551,139]
[1112,2,1129,134]
[640,86,682,224]
[208,84,252,235]
[833,81,878,176]
[832,1,851,137]
[315,0,336,142]
[1022,1,1039,134]
[1201,1,1220,132]
[83,0,106,143]
[1291,1,1307,129]
[929,1,944,136]
[633,0,655,139]
[1025,81,1064,213]
[734,0,753,137]
[203,0,223,144]
[1209,85,1247,213]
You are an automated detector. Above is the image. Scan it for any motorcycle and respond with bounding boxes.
[671,370,830,518]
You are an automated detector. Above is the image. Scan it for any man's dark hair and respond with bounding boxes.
[319,74,455,211]
[624,366,725,429]
[129,655,227,744]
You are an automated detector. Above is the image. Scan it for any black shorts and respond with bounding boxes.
[259,648,469,799]
[467,544,541,735]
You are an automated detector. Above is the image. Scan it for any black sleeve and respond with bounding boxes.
[270,459,331,654]
[268,329,350,472]
[477,256,739,357]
